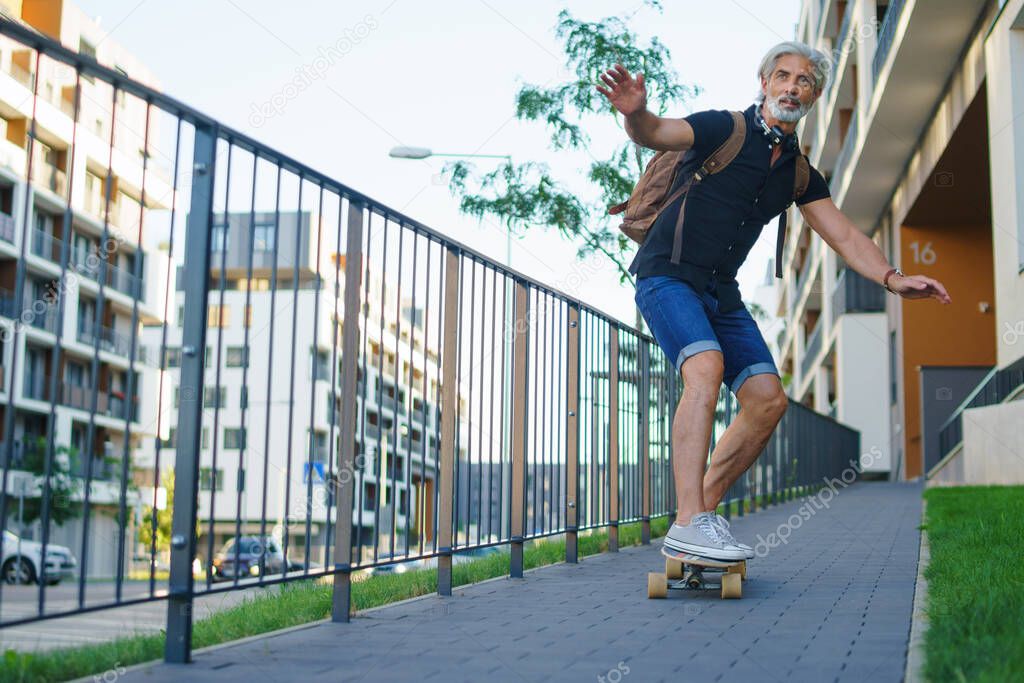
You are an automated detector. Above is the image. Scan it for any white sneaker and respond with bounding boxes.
[710,513,754,559]
[663,511,747,561]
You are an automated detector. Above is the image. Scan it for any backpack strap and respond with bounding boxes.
[695,111,746,181]
[774,155,812,278]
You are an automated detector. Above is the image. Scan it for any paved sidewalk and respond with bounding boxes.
[133,481,922,683]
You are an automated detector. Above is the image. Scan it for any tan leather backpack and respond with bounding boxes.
[610,111,810,277]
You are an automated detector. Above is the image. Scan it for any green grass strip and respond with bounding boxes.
[922,486,1024,683]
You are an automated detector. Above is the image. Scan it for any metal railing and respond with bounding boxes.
[936,354,1024,459]
[873,0,908,83]
[0,211,15,243]
[832,267,886,317]
[830,109,859,195]
[801,320,824,380]
[0,18,862,666]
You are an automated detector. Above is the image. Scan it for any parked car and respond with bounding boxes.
[2,530,77,585]
[210,536,287,582]
[365,551,429,576]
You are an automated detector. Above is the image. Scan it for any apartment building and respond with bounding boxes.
[142,210,484,566]
[785,0,1022,480]
[0,0,173,577]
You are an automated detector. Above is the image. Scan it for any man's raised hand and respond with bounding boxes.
[596,63,647,116]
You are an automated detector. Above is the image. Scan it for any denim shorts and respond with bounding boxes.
[634,275,779,394]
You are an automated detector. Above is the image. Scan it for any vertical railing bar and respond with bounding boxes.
[486,266,498,546]
[436,245,460,595]
[164,119,218,664]
[372,215,388,563]
[509,278,529,577]
[389,222,405,559]
[114,97,153,601]
[303,183,327,573]
[565,302,580,563]
[323,191,345,570]
[608,324,619,552]
[257,164,284,579]
[498,273,508,542]
[330,197,364,622]
[35,64,82,616]
[403,229,419,558]
[211,141,233,589]
[149,116,184,597]
[417,236,432,557]
[77,78,121,610]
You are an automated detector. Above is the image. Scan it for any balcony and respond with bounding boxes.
[0,287,16,318]
[801,321,823,379]
[22,373,50,401]
[832,268,885,317]
[77,319,147,362]
[872,0,908,83]
[0,212,15,244]
[830,110,859,196]
[30,227,64,262]
[106,262,143,298]
[32,157,67,197]
[24,298,59,334]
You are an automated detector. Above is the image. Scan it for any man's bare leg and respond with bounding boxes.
[701,374,788,513]
[672,350,725,526]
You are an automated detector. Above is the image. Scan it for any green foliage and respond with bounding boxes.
[11,436,82,528]
[445,3,700,283]
[138,469,175,553]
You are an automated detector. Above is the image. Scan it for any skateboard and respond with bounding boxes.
[647,547,746,600]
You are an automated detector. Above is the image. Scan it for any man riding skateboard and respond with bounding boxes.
[596,41,951,561]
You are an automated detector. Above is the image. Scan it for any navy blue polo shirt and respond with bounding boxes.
[627,103,831,313]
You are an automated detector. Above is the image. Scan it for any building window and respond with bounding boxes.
[204,386,227,408]
[226,346,248,367]
[173,386,180,408]
[163,347,181,368]
[211,223,228,252]
[254,221,275,252]
[202,426,210,449]
[199,467,222,491]
[177,304,185,328]
[161,427,177,448]
[364,481,376,511]
[244,304,253,328]
[224,428,246,449]
[310,430,329,463]
[240,386,248,409]
[312,348,330,380]
[208,305,229,328]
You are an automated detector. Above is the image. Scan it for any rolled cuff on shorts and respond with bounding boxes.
[729,361,779,394]
[674,339,722,373]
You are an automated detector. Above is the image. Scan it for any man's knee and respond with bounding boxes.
[681,350,723,405]
[739,377,788,426]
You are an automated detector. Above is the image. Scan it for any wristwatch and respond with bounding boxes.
[883,267,903,293]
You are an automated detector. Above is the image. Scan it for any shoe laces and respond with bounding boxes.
[693,513,728,545]
[709,514,739,545]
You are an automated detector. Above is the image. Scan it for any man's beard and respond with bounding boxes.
[766,93,809,122]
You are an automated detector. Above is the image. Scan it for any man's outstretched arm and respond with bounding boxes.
[596,63,695,152]
[799,197,952,304]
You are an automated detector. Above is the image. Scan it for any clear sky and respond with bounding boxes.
[75,0,801,327]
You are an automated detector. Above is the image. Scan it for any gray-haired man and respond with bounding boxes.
[597,41,951,560]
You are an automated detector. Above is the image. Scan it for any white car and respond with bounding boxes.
[2,530,78,585]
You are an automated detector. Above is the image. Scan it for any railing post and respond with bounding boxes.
[331,199,364,622]
[608,325,619,553]
[164,123,216,664]
[639,339,651,545]
[565,304,580,563]
[509,280,530,577]
[436,246,461,594]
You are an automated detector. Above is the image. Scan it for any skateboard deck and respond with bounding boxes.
[647,546,746,599]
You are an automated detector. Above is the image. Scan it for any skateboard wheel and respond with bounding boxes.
[727,561,747,580]
[665,558,684,580]
[647,572,667,599]
[721,572,742,599]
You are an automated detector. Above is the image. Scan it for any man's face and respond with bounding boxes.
[760,53,820,123]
